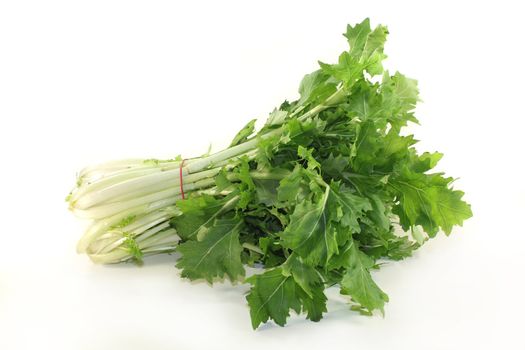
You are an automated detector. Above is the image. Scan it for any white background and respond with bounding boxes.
[1,1,524,349]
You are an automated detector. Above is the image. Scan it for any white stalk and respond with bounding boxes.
[72,177,216,219]
[76,197,178,253]
[135,222,172,242]
[73,167,163,200]
[73,167,220,210]
[87,228,180,264]
[139,228,180,249]
[79,158,150,178]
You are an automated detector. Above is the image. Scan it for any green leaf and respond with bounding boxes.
[350,119,382,174]
[381,72,419,127]
[246,268,302,329]
[215,169,233,191]
[253,178,280,206]
[319,18,388,84]
[281,117,324,147]
[391,169,473,236]
[300,284,328,322]
[339,239,389,313]
[367,194,391,232]
[171,194,239,240]
[297,70,337,106]
[346,81,382,122]
[281,186,339,265]
[255,133,280,167]
[230,119,257,147]
[235,158,256,209]
[246,260,327,329]
[344,18,388,75]
[282,254,322,298]
[356,225,418,261]
[265,109,288,127]
[329,183,372,232]
[297,145,321,170]
[282,255,328,321]
[176,217,245,283]
[277,165,311,204]
[319,52,363,87]
[409,151,443,173]
[321,153,349,178]
[373,130,417,173]
[428,186,472,234]
[259,236,287,268]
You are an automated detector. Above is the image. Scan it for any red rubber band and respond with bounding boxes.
[179,159,186,200]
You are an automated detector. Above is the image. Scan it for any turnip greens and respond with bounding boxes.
[67,19,472,329]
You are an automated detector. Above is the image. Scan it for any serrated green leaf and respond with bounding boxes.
[344,18,388,75]
[230,119,257,147]
[246,268,301,329]
[351,119,382,173]
[297,70,338,106]
[171,194,239,240]
[277,165,311,204]
[281,186,339,265]
[253,178,280,206]
[235,158,256,209]
[246,262,327,329]
[266,109,288,127]
[321,153,350,177]
[297,145,321,170]
[300,284,327,322]
[409,151,443,173]
[391,169,472,236]
[339,239,389,313]
[319,51,363,87]
[282,254,323,298]
[329,183,372,232]
[176,217,245,283]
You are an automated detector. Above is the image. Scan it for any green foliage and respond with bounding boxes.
[171,194,238,240]
[230,119,257,147]
[338,240,389,314]
[246,258,327,329]
[176,217,245,283]
[168,18,472,329]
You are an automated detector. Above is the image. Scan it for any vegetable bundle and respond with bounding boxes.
[68,19,472,329]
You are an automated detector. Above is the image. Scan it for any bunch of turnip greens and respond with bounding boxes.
[68,19,472,329]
